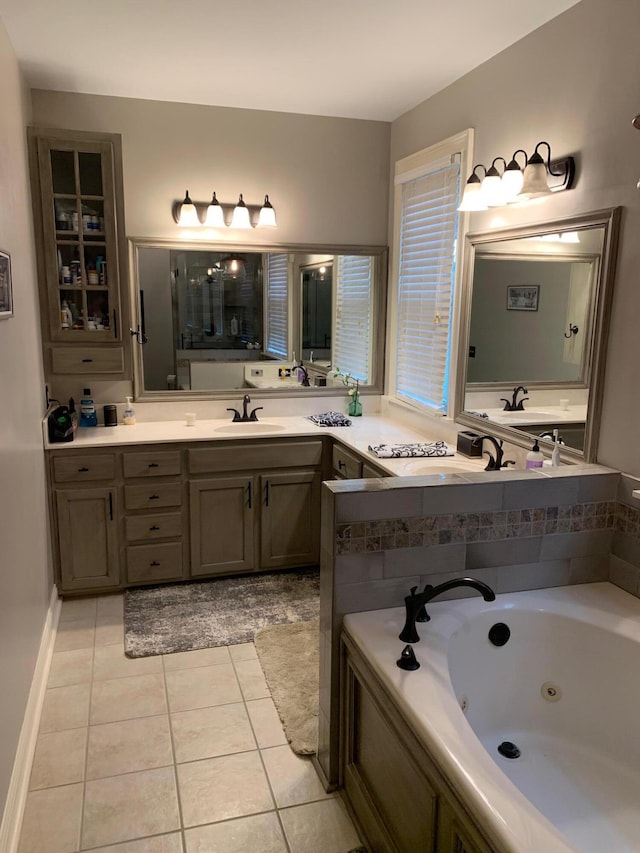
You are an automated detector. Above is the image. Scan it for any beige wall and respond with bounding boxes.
[30,91,391,247]
[0,18,52,815]
[390,0,640,476]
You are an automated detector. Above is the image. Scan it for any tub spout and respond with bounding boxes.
[399,577,496,644]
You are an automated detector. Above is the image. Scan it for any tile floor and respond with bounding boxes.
[18,594,362,853]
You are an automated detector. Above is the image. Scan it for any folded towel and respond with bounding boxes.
[468,410,489,419]
[368,440,454,458]
[307,412,352,427]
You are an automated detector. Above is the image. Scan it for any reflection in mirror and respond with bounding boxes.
[455,209,620,461]
[130,240,387,397]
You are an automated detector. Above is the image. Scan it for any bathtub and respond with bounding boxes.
[342,582,640,853]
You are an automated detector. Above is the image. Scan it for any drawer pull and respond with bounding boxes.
[149,525,160,531]
[78,466,90,472]
[338,460,346,470]
[148,462,159,468]
[149,494,160,500]
[81,358,93,363]
[150,560,160,567]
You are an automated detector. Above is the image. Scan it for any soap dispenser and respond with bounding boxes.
[525,439,544,469]
[123,396,136,425]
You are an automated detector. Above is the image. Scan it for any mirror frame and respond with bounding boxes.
[454,207,621,462]
[128,238,388,401]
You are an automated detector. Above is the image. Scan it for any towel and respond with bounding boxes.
[368,440,454,458]
[307,412,352,427]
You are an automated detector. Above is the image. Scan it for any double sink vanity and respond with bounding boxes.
[44,413,486,596]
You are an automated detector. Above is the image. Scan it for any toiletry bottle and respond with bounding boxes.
[79,388,97,427]
[551,429,561,466]
[123,396,136,425]
[230,315,238,336]
[60,300,71,329]
[525,439,544,469]
[68,397,78,436]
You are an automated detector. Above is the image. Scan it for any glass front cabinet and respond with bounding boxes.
[29,129,128,376]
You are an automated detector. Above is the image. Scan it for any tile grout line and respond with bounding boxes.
[77,597,98,852]
[160,653,188,853]
[230,645,293,853]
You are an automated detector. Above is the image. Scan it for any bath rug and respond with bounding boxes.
[255,618,319,754]
[124,567,319,658]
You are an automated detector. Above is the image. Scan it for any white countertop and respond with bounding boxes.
[43,414,489,478]
[481,405,587,426]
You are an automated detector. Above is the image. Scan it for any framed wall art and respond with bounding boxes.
[0,250,13,319]
[506,284,539,311]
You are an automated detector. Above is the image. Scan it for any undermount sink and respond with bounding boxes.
[402,461,482,476]
[500,410,553,420]
[212,422,287,434]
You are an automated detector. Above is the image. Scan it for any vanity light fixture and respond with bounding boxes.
[457,142,575,211]
[172,192,277,228]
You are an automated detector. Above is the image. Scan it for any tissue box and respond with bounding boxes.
[456,430,483,458]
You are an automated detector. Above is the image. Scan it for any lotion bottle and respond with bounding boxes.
[525,439,544,469]
[123,396,136,425]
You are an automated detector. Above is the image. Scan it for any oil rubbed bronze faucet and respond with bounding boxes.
[399,578,496,644]
[500,385,529,411]
[226,394,263,422]
[472,435,516,471]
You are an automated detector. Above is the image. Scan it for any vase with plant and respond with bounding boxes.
[334,369,362,417]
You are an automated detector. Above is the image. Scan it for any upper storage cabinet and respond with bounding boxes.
[29,129,129,375]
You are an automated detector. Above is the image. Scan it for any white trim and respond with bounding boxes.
[0,585,61,853]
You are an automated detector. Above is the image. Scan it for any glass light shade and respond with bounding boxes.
[258,195,277,227]
[502,167,524,201]
[457,179,487,211]
[177,191,200,227]
[560,231,580,243]
[230,194,252,229]
[519,161,552,198]
[481,173,506,207]
[204,192,226,227]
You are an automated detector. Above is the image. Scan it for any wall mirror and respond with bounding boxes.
[128,239,387,399]
[454,208,621,461]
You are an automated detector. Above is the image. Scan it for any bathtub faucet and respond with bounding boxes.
[399,577,496,644]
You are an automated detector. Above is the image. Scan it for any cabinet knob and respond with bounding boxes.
[149,525,160,531]
[149,494,160,500]
[81,358,93,363]
[78,466,90,472]
[150,560,160,567]
[148,462,159,468]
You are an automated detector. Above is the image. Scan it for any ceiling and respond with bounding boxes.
[0,0,580,122]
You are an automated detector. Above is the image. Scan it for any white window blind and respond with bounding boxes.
[333,255,374,382]
[265,253,288,357]
[395,160,461,411]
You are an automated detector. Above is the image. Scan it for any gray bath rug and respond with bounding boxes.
[124,568,319,658]
[255,618,319,754]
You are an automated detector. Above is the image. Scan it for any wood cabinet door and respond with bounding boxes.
[258,469,321,570]
[189,477,254,576]
[55,488,119,591]
[436,799,495,853]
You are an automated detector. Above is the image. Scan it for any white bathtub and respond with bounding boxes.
[343,582,640,853]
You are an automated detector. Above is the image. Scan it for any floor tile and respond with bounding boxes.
[88,836,183,852]
[96,593,124,618]
[162,645,231,672]
[171,703,255,764]
[82,766,180,849]
[228,642,258,662]
[233,658,270,700]
[93,643,163,681]
[54,618,95,652]
[165,663,242,713]
[90,673,168,725]
[279,798,361,853]
[48,647,93,688]
[39,682,90,733]
[246,698,288,749]
[262,745,333,808]
[87,715,173,779]
[17,783,83,853]
[29,728,87,790]
[184,812,287,852]
[95,612,124,646]
[59,597,97,624]
[177,750,273,827]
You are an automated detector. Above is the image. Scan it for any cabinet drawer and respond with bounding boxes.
[124,483,183,510]
[53,453,116,483]
[126,542,183,583]
[332,444,362,479]
[125,513,183,543]
[51,346,124,374]
[123,450,182,478]
[189,440,322,474]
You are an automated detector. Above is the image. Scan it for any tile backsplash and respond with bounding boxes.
[610,473,640,595]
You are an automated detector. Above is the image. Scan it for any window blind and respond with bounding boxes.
[265,253,288,357]
[333,255,374,382]
[395,161,461,411]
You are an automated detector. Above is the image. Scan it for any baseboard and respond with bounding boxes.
[0,585,61,853]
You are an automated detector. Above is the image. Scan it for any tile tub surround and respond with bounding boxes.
[317,465,620,785]
[610,473,640,594]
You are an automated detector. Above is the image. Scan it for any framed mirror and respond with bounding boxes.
[454,208,621,462]
[128,239,387,399]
